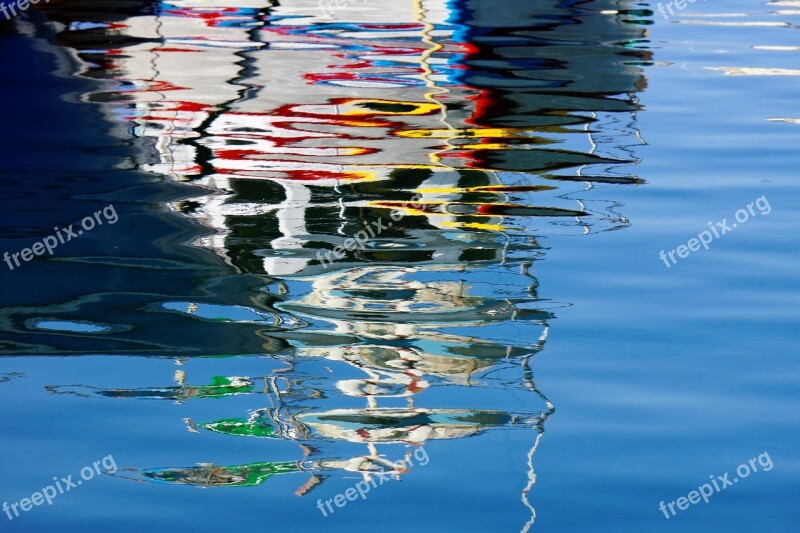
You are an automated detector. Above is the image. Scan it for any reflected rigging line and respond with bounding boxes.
[413,0,458,170]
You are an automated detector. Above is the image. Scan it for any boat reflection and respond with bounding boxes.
[34,0,651,529]
[132,461,302,488]
[46,372,259,402]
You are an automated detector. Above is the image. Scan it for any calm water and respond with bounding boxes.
[0,0,798,531]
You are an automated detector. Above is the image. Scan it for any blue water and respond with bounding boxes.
[0,0,798,531]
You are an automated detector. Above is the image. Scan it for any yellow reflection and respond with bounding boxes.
[396,128,541,139]
[440,221,506,231]
[340,99,441,115]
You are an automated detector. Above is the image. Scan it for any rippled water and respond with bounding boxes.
[0,0,798,531]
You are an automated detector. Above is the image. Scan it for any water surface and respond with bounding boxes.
[0,0,798,531]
